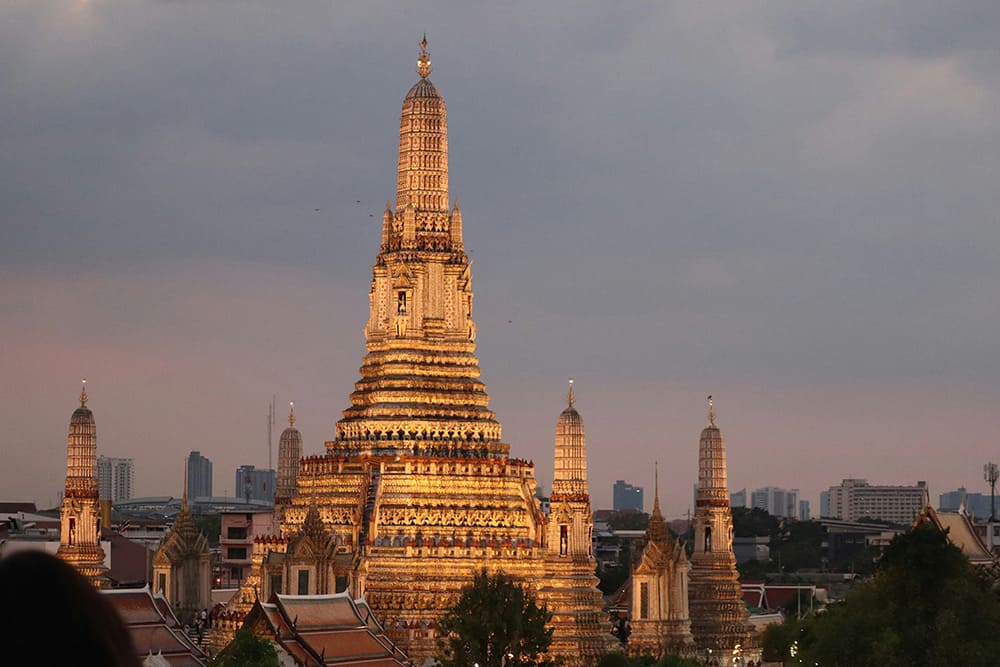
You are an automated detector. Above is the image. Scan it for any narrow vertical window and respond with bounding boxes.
[704,526,712,552]
[297,569,310,595]
[640,582,649,619]
[397,291,407,314]
[559,525,568,557]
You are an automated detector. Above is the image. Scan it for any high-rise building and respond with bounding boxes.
[688,398,758,661]
[939,488,993,519]
[613,480,644,511]
[97,456,134,502]
[827,478,928,525]
[751,486,800,519]
[56,380,108,588]
[730,488,747,508]
[820,490,830,518]
[799,499,811,521]
[229,39,609,665]
[186,451,212,499]
[235,465,276,504]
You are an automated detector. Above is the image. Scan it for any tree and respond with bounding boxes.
[762,523,1000,666]
[438,569,553,667]
[210,627,280,667]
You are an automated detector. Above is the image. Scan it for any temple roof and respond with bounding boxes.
[245,591,409,667]
[103,586,206,666]
[404,78,442,100]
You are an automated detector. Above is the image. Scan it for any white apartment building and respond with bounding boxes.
[751,486,800,519]
[827,478,928,525]
[97,456,135,502]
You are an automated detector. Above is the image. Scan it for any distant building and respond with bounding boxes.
[939,487,993,519]
[613,480,644,512]
[97,456,134,502]
[730,488,747,508]
[827,478,928,525]
[799,499,811,521]
[219,509,275,586]
[751,487,799,519]
[820,491,830,518]
[235,465,276,504]
[186,451,213,499]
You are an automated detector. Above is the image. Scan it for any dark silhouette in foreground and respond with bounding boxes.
[0,551,141,667]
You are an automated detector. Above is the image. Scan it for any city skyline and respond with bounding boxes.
[3,2,1000,516]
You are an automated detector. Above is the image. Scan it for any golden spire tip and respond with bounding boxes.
[289,401,296,427]
[80,378,88,406]
[707,394,716,426]
[567,378,575,408]
[417,34,432,79]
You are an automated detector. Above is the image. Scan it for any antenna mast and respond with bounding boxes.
[267,396,276,471]
[985,462,998,521]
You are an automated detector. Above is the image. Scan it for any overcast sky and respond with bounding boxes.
[2,1,999,516]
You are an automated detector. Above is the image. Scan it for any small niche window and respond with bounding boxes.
[639,582,649,619]
[68,518,76,546]
[704,526,712,552]
[297,569,310,595]
[270,574,283,596]
[158,573,167,596]
[397,291,408,314]
[559,525,568,557]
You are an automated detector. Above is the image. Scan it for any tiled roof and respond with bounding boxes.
[103,586,206,667]
[244,591,410,666]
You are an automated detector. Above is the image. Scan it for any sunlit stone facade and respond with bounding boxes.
[627,471,694,658]
[56,381,108,588]
[539,383,617,662]
[688,399,758,665]
[236,40,609,665]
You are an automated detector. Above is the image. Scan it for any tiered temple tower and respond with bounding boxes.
[152,474,212,620]
[688,398,758,665]
[264,38,607,664]
[539,381,616,662]
[628,466,694,658]
[274,402,302,521]
[56,380,108,588]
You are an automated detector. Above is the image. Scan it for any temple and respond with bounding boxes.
[275,402,303,522]
[56,380,108,588]
[152,468,211,621]
[538,381,617,661]
[234,38,608,665]
[687,398,758,665]
[627,465,694,658]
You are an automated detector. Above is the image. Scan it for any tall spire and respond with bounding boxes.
[182,456,189,509]
[553,381,588,494]
[707,394,715,426]
[653,461,660,513]
[417,33,431,79]
[289,401,296,427]
[646,461,669,544]
[57,381,107,587]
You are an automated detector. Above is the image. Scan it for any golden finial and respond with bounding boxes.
[417,33,432,79]
[567,378,575,408]
[707,394,716,426]
[80,378,88,406]
[289,401,296,427]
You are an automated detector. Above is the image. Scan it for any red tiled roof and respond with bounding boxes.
[103,587,206,667]
[243,592,409,666]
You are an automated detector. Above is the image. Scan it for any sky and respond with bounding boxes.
[2,1,999,517]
